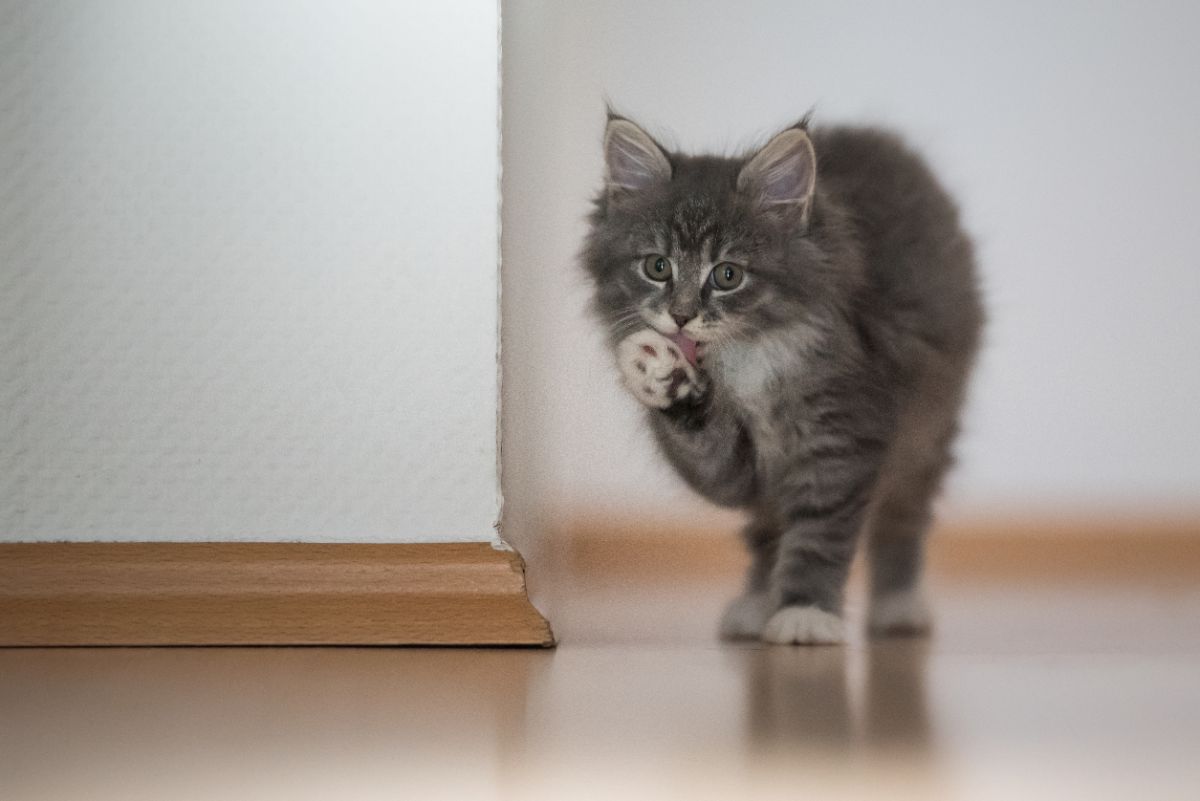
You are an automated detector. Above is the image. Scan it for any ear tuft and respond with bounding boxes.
[604,119,671,193]
[738,128,816,217]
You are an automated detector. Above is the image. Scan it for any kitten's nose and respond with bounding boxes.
[671,313,694,330]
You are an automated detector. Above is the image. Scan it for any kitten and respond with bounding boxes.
[582,112,983,644]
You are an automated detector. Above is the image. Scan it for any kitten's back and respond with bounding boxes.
[814,126,983,360]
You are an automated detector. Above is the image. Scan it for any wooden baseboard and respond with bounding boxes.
[0,541,554,647]
[554,515,1200,585]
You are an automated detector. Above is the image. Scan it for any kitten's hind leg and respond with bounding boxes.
[865,423,956,637]
[718,518,779,641]
[867,520,933,637]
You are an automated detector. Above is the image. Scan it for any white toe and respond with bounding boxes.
[761,605,845,645]
[615,329,698,409]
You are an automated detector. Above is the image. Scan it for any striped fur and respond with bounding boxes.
[583,113,983,643]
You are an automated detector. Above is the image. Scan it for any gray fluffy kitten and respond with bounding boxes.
[582,112,983,644]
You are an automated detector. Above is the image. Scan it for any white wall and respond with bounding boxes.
[502,0,1200,534]
[0,1,502,542]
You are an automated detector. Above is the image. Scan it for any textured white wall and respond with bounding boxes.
[1,1,501,542]
[501,0,1200,535]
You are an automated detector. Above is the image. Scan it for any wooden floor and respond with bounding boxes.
[4,530,1200,800]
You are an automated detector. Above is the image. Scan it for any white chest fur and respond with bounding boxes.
[711,325,819,411]
[707,329,820,465]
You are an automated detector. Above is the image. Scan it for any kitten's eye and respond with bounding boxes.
[642,254,672,282]
[710,262,744,291]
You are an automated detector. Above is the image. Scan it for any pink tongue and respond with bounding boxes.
[667,332,699,366]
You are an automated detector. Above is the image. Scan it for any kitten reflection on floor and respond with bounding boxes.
[746,641,931,753]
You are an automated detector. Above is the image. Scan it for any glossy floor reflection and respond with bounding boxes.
[4,571,1200,799]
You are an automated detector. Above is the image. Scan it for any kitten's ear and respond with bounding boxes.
[738,128,817,225]
[604,118,671,196]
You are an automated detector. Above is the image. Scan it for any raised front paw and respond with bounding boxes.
[616,329,705,410]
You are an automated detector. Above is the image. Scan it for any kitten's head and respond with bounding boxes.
[583,112,838,362]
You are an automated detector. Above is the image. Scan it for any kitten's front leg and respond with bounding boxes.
[762,440,887,646]
[618,330,758,509]
[616,329,706,409]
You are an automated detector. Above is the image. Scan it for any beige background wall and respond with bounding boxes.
[500,0,1200,570]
